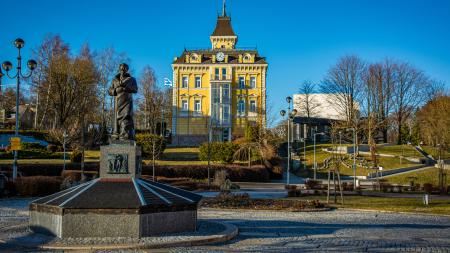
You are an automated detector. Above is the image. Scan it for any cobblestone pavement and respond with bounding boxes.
[170,208,450,252]
[1,199,450,252]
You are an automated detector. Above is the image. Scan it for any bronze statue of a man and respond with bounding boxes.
[109,63,138,140]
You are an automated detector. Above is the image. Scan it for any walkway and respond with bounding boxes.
[175,208,450,252]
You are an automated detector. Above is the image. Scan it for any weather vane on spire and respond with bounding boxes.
[222,0,227,17]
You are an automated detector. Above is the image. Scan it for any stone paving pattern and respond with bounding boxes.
[175,208,450,252]
[1,199,450,252]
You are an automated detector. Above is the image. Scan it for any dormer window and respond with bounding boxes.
[243,53,252,63]
[190,53,200,63]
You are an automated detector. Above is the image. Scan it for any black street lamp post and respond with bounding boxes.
[280,96,297,185]
[2,38,37,180]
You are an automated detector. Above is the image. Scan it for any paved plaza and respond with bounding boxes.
[0,199,449,252]
[179,209,450,252]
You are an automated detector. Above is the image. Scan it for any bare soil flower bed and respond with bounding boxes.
[201,192,327,211]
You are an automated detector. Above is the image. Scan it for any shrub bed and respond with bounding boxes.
[135,133,166,159]
[0,130,49,141]
[198,142,238,163]
[0,163,270,182]
[143,164,270,182]
[0,163,98,177]
[201,192,325,211]
[15,176,62,196]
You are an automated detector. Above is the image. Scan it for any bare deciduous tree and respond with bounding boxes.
[295,80,320,139]
[392,62,429,144]
[137,66,165,134]
[321,55,365,128]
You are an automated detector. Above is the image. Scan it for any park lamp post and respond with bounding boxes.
[346,127,357,189]
[63,130,68,172]
[313,131,325,180]
[299,138,306,170]
[280,96,297,185]
[2,38,37,180]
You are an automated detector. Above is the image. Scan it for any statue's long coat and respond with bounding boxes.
[109,73,138,139]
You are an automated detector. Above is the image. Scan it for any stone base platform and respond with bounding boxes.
[1,220,238,250]
[29,178,202,238]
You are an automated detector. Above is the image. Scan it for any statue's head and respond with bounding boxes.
[119,63,129,74]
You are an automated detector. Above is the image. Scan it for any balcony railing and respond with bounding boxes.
[210,74,232,82]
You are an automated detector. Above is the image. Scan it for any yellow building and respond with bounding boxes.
[171,5,268,146]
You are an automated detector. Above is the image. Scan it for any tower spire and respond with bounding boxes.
[222,0,226,17]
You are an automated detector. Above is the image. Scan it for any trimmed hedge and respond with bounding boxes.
[15,176,62,196]
[0,130,49,141]
[70,149,82,163]
[21,142,46,150]
[0,163,98,177]
[0,150,61,159]
[198,142,238,163]
[135,133,166,159]
[143,164,270,182]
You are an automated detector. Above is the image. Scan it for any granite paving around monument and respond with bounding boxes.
[2,200,450,251]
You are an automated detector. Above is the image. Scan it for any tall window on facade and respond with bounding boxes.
[250,100,256,113]
[182,76,188,88]
[222,104,230,124]
[222,83,230,103]
[181,100,188,111]
[215,68,220,80]
[194,100,201,116]
[195,76,201,88]
[222,68,227,79]
[238,76,245,89]
[250,76,256,89]
[237,99,245,116]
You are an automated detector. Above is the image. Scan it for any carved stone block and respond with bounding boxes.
[100,144,141,178]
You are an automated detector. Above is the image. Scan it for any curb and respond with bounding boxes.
[200,207,332,213]
[339,208,450,217]
[38,221,238,250]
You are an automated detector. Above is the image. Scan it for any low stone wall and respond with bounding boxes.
[30,210,62,237]
[140,210,197,236]
[30,209,198,238]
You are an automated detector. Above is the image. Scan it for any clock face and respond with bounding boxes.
[216,52,225,62]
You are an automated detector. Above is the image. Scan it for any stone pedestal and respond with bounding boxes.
[29,142,202,238]
[100,143,142,178]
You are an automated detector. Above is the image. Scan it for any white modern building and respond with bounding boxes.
[291,93,359,141]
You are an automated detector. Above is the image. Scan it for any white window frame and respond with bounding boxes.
[250,76,256,89]
[249,100,256,112]
[237,99,245,116]
[194,76,201,88]
[222,104,230,124]
[222,68,227,79]
[181,100,188,111]
[215,68,220,80]
[181,76,188,88]
[238,76,245,89]
[194,99,201,113]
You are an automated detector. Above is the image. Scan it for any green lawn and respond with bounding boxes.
[376,145,420,158]
[162,147,199,161]
[385,167,450,186]
[0,159,67,165]
[296,144,418,178]
[421,146,450,159]
[289,195,450,215]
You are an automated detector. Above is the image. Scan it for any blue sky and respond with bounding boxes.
[1,0,449,124]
